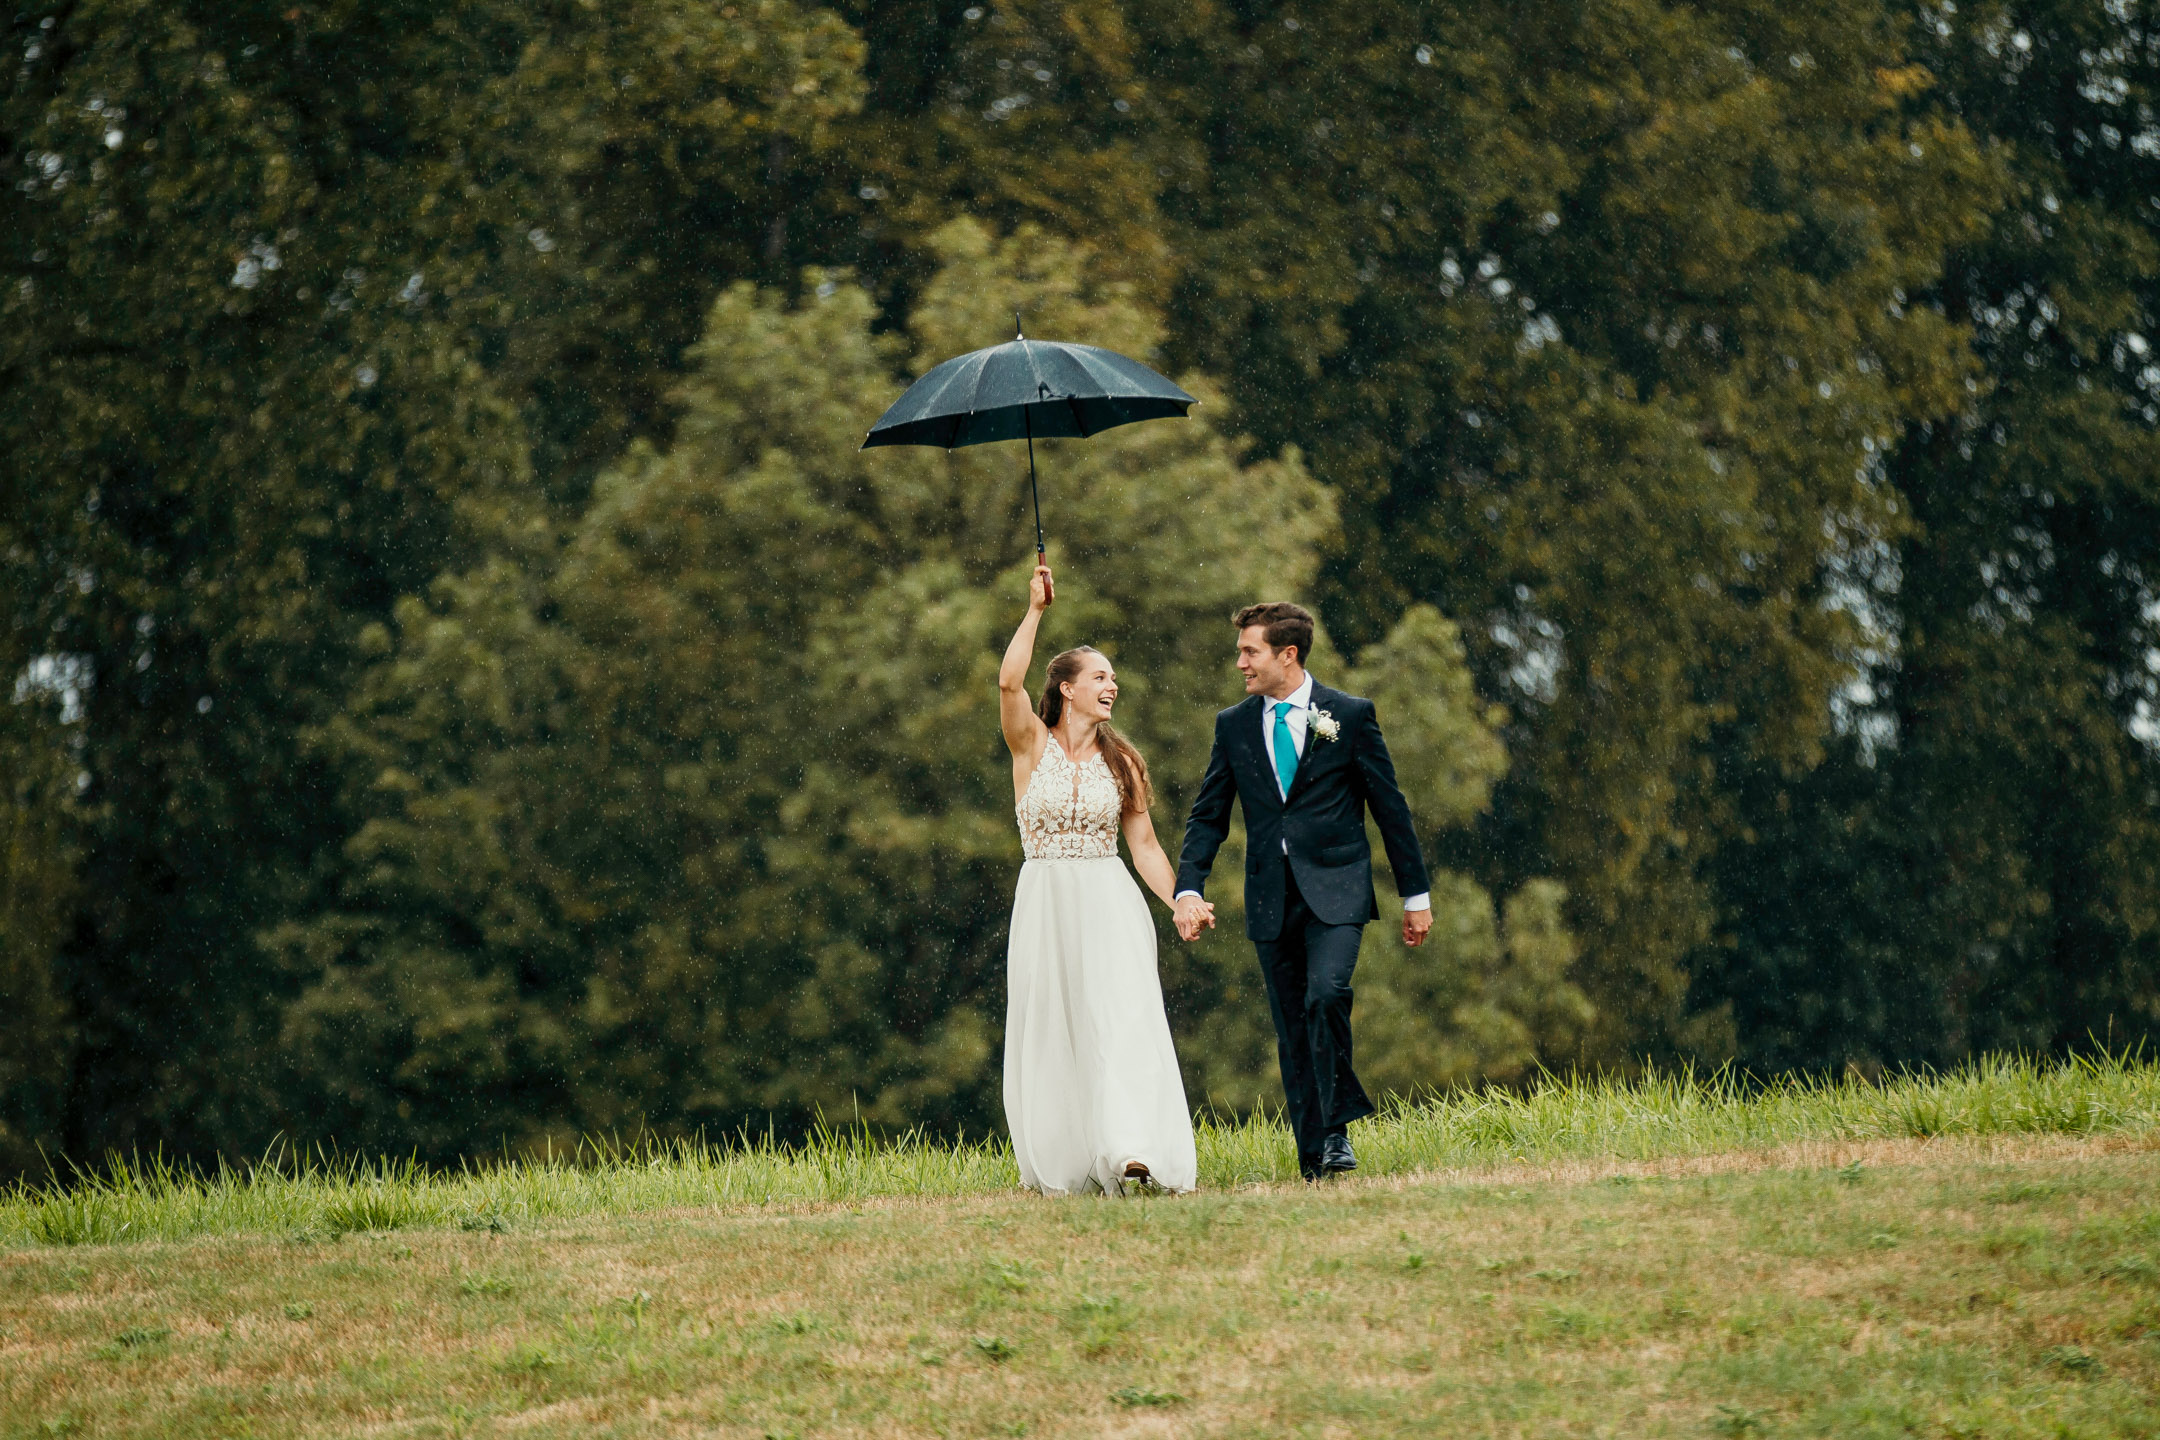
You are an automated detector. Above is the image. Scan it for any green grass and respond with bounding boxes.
[6,1052,2155,1250]
[9,1055,2160,1437]
[9,1128,2160,1436]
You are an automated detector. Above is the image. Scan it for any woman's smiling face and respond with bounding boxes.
[1061,651,1119,723]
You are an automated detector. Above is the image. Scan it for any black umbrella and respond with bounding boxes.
[861,319,1197,562]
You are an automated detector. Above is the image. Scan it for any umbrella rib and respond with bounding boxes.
[1080,348,1154,402]
[914,354,975,414]
[1073,344,1190,401]
[944,350,997,448]
[1064,346,1137,396]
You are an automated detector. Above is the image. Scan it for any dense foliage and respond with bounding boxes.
[3,0,2154,1170]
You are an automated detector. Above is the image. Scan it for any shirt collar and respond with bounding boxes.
[1270,673,1315,712]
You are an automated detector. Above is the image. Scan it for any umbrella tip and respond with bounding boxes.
[1014,310,1024,340]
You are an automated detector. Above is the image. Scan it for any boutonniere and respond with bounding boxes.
[1309,707,1341,743]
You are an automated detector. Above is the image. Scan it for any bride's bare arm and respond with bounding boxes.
[1122,806,1180,909]
[998,564,1054,761]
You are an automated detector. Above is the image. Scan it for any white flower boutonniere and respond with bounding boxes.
[1309,707,1341,743]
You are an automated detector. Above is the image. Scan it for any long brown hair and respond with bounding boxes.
[1037,646,1152,813]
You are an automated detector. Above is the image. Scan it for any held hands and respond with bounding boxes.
[1029,562,1055,611]
[1402,905,1433,947]
[1173,894,1216,942]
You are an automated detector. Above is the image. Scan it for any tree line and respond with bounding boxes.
[2,0,2154,1171]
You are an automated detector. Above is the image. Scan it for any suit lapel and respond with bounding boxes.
[1228,695,1281,812]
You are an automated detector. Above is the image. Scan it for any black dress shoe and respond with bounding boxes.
[1320,1132,1357,1174]
[1297,1153,1323,1182]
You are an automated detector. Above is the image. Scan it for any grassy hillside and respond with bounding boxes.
[7,1059,2160,1437]
[7,1055,2152,1248]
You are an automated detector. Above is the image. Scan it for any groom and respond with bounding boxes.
[1172,602,1432,1181]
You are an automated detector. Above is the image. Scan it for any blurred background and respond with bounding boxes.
[3,0,2156,1175]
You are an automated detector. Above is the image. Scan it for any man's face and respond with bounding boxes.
[1236,624,1299,696]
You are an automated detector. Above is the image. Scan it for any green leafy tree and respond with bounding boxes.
[843,0,1998,1067]
[279,222,1566,1153]
[1342,610,1591,1100]
[1,0,861,1162]
[1131,0,1994,1067]
[1701,0,2160,1070]
[0,679,75,1174]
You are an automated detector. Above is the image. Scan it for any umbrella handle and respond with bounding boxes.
[1026,411,1046,560]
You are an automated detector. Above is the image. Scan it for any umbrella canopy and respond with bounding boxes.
[861,335,1196,451]
[861,328,1196,559]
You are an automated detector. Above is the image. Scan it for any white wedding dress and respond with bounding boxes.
[1005,741,1198,1195]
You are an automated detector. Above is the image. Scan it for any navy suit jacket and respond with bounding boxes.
[1175,681,1431,942]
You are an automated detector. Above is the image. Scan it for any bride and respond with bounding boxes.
[997,560,1201,1195]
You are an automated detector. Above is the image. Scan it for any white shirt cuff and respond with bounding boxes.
[1174,890,1201,902]
[1402,893,1430,912]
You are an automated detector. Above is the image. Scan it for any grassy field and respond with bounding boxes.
[6,1055,2152,1248]
[8,1059,2160,1437]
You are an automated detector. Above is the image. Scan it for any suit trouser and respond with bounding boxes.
[1254,856,1374,1163]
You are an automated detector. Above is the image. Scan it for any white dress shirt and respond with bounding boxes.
[1260,672,1318,800]
[1178,671,1429,911]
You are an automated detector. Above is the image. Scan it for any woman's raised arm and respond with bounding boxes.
[998,563,1054,758]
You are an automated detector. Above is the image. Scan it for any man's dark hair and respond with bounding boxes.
[1233,601,1315,666]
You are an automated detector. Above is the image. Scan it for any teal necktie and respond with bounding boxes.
[1273,701,1299,797]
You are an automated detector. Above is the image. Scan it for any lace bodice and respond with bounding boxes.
[1018,740,1123,860]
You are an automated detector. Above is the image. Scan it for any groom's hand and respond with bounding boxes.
[1402,906,1433,947]
[1173,894,1216,941]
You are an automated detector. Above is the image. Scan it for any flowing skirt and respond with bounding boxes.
[1004,856,1198,1196]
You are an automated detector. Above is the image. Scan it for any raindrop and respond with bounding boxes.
[196,695,214,714]
[963,5,982,16]
[1415,45,1433,65]
[815,279,837,299]
[356,365,378,389]
[528,228,555,253]
[1113,98,1130,112]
